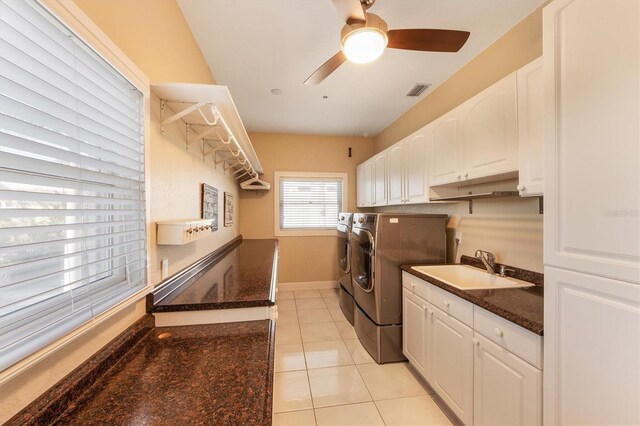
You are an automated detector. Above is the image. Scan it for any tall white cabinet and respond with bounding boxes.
[543,1,640,425]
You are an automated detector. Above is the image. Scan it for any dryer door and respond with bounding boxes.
[351,227,375,293]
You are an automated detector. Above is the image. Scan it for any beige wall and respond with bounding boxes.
[367,5,547,273]
[240,133,374,283]
[73,0,215,84]
[374,4,544,153]
[374,180,543,273]
[0,1,230,422]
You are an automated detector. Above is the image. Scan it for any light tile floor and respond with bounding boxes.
[273,289,453,426]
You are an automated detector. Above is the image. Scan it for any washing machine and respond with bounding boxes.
[336,212,355,325]
[350,213,447,363]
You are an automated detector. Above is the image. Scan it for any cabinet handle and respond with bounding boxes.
[429,309,434,316]
[494,328,504,338]
[464,172,469,178]
[457,174,462,180]
[472,338,480,346]
[411,283,416,291]
[517,184,525,191]
[443,300,450,308]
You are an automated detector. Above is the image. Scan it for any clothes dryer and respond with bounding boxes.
[351,213,447,363]
[336,212,355,324]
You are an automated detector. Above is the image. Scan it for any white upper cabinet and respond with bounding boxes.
[429,106,464,186]
[404,130,430,204]
[373,152,387,206]
[387,143,405,205]
[462,72,519,181]
[428,73,518,187]
[543,0,639,284]
[387,129,430,206]
[356,160,373,207]
[517,57,544,196]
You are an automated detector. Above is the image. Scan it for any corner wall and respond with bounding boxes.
[239,133,374,284]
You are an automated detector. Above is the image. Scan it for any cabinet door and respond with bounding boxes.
[544,266,640,426]
[429,107,463,186]
[474,333,542,426]
[373,153,387,206]
[430,306,474,426]
[402,289,428,378]
[363,160,374,207]
[387,144,404,205]
[462,72,518,180]
[517,57,544,197]
[543,0,640,283]
[356,163,365,207]
[404,131,429,204]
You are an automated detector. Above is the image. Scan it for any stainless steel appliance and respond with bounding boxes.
[351,213,447,363]
[337,212,355,325]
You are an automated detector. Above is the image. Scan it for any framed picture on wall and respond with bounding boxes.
[224,192,233,227]
[201,183,218,232]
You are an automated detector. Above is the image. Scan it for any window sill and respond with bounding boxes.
[275,229,338,237]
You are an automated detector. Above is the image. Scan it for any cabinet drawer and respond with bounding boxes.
[401,272,430,302]
[474,307,543,369]
[429,284,473,327]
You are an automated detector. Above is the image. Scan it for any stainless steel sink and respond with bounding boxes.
[411,265,534,290]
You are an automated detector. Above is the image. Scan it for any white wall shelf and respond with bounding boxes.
[151,83,265,184]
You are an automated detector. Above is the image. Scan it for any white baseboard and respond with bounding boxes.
[277,280,338,292]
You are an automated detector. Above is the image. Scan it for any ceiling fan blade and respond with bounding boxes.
[331,0,366,25]
[387,29,470,52]
[304,51,347,86]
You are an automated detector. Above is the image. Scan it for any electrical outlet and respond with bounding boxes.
[455,231,463,244]
[161,258,169,279]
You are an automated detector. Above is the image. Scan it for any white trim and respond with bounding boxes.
[274,171,348,237]
[153,306,277,327]
[0,285,152,385]
[277,281,338,291]
[40,0,150,95]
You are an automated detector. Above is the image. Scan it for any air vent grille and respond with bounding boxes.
[405,83,431,97]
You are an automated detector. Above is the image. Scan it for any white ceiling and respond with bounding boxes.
[178,0,543,137]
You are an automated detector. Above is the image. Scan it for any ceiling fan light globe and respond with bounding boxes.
[342,28,388,64]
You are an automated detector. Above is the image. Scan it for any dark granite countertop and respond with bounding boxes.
[152,239,278,312]
[52,320,275,426]
[401,257,543,335]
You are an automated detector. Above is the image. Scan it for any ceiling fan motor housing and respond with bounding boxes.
[340,13,389,48]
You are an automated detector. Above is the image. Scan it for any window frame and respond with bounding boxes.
[0,0,151,383]
[274,171,347,237]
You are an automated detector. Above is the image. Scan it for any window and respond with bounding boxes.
[275,172,347,237]
[0,0,147,371]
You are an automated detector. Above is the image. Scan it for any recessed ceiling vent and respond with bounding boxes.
[405,83,431,97]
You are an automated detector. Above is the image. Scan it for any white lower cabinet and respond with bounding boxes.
[402,289,429,378]
[402,274,543,425]
[430,305,474,426]
[474,333,542,426]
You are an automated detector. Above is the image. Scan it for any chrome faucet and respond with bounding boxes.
[475,250,496,274]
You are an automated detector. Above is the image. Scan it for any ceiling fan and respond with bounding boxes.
[304,0,471,85]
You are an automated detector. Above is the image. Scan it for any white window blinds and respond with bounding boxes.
[0,0,147,371]
[279,177,343,230]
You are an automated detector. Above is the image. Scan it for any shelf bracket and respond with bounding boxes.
[187,126,218,145]
[161,101,208,129]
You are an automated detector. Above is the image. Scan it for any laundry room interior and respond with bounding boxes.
[1,0,638,425]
